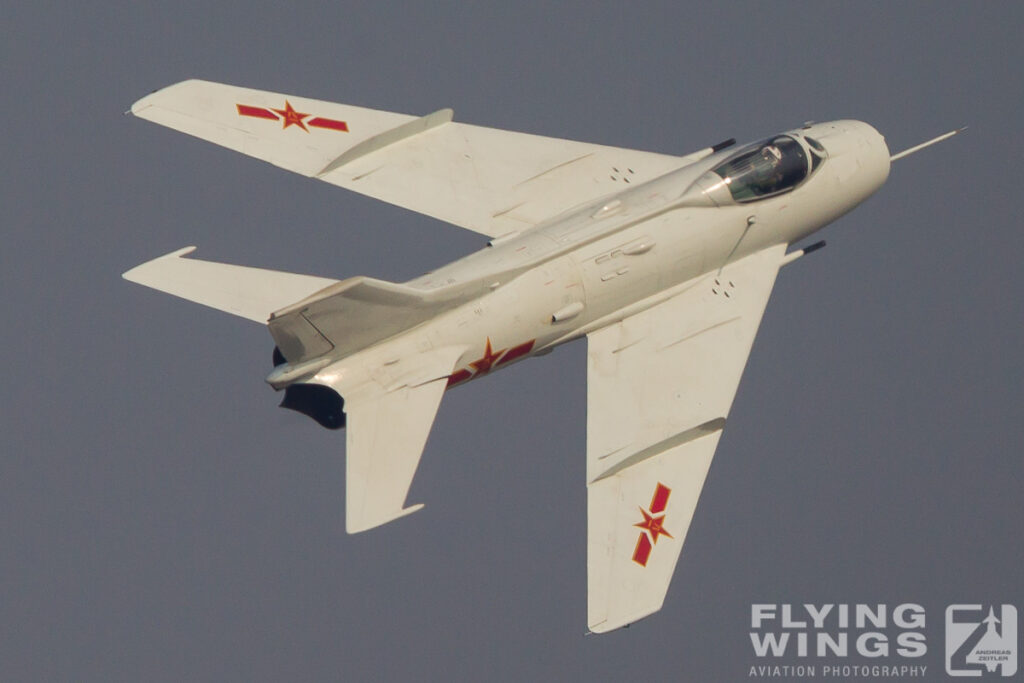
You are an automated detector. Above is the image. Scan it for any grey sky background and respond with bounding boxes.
[3,2,1022,681]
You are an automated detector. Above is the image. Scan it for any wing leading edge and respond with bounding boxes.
[586,245,788,632]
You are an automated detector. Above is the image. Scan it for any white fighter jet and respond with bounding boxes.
[124,80,959,633]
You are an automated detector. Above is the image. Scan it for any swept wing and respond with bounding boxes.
[586,245,788,632]
[131,79,709,237]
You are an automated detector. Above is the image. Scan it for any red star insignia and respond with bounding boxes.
[469,337,506,375]
[272,100,310,132]
[632,483,673,566]
[634,507,673,544]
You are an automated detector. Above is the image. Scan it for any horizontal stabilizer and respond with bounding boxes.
[330,345,466,533]
[123,247,338,323]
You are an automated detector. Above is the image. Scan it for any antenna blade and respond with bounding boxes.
[890,127,967,162]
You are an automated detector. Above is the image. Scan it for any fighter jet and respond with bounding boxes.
[124,80,960,633]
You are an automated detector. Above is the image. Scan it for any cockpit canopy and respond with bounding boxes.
[712,134,821,202]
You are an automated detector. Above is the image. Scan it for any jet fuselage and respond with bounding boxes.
[309,120,890,396]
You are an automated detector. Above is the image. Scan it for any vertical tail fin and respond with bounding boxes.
[268,274,487,364]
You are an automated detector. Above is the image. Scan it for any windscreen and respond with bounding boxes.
[712,135,809,202]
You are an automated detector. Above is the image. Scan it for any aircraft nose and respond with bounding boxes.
[809,120,888,160]
[850,121,890,189]
[852,120,890,176]
[806,120,891,199]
